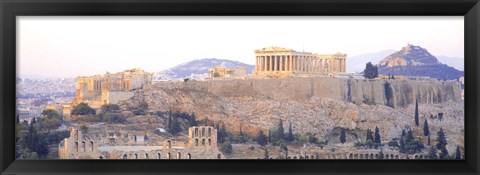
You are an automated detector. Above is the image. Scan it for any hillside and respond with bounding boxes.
[155,58,255,80]
[377,44,463,80]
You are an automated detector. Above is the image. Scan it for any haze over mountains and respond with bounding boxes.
[19,44,463,81]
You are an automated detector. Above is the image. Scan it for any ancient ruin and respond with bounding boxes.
[59,126,223,159]
[72,68,153,108]
[254,46,347,77]
[208,65,247,78]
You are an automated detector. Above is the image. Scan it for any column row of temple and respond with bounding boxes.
[255,55,346,73]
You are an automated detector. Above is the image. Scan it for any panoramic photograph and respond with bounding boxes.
[15,16,464,160]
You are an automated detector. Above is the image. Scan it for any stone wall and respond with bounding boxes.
[149,77,461,108]
[108,91,136,104]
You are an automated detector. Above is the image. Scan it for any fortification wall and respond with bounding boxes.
[148,77,461,108]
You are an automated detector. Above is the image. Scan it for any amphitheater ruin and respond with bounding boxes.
[58,126,223,159]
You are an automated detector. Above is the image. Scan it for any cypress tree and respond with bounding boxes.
[428,147,438,159]
[423,119,429,136]
[455,145,461,160]
[264,149,269,159]
[256,130,268,146]
[286,122,294,142]
[374,127,381,144]
[415,99,419,126]
[378,150,384,159]
[427,134,431,146]
[16,114,20,124]
[436,128,448,159]
[274,119,284,141]
[340,128,346,144]
[399,137,405,152]
[366,129,374,142]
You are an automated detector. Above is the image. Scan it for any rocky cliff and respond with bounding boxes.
[118,77,464,152]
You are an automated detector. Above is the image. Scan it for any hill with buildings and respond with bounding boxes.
[155,58,254,81]
[377,44,463,80]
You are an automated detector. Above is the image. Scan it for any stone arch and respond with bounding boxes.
[177,152,181,159]
[195,139,199,146]
[134,153,138,159]
[287,156,291,159]
[370,153,374,159]
[75,142,79,152]
[365,154,369,159]
[187,153,192,159]
[157,153,161,159]
[81,141,86,152]
[414,155,419,159]
[419,155,424,159]
[305,155,309,159]
[202,139,205,146]
[360,154,364,159]
[311,155,315,159]
[208,139,212,146]
[390,154,394,159]
[395,155,399,159]
[195,128,198,137]
[349,153,353,159]
[99,155,104,159]
[202,128,205,137]
[293,156,297,159]
[145,153,149,159]
[167,153,171,159]
[217,154,221,159]
[375,154,379,159]
[167,140,172,149]
[208,128,212,137]
[354,154,358,159]
[123,154,128,159]
[386,154,389,159]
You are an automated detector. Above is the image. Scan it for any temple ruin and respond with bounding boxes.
[254,46,347,77]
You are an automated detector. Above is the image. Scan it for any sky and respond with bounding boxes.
[17,16,464,78]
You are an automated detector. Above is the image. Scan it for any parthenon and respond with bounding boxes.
[254,46,346,77]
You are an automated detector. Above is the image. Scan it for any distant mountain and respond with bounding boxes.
[347,49,395,73]
[155,58,255,80]
[377,44,463,80]
[435,55,464,71]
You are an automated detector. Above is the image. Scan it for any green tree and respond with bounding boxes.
[264,149,269,159]
[427,147,438,159]
[366,129,374,142]
[363,62,378,79]
[100,104,120,113]
[169,115,181,134]
[436,128,448,159]
[16,114,20,124]
[272,119,285,142]
[455,145,461,160]
[423,119,429,136]
[378,150,384,159]
[189,112,197,126]
[399,137,405,151]
[220,141,233,155]
[340,128,346,144]
[256,130,268,146]
[285,122,294,142]
[374,127,381,144]
[72,102,96,115]
[414,99,419,126]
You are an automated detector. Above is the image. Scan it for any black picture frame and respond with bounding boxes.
[1,0,479,175]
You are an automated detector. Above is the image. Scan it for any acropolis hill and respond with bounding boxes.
[118,77,463,153]
[63,46,464,159]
